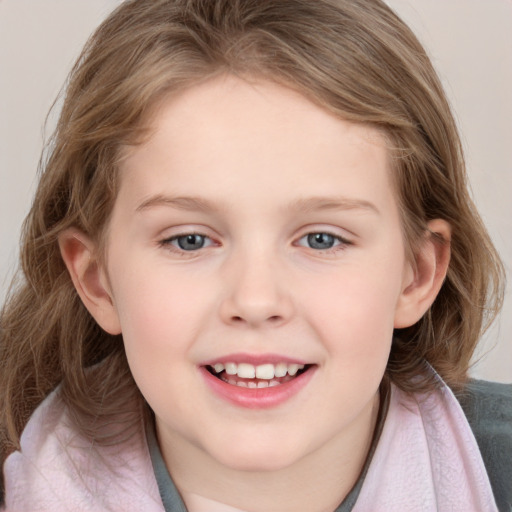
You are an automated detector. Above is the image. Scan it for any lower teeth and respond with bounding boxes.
[221,377,281,388]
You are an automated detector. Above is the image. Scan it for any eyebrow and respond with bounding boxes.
[287,196,380,215]
[136,195,222,213]
[135,194,380,215]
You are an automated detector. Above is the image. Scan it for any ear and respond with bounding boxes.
[58,228,122,335]
[394,219,451,328]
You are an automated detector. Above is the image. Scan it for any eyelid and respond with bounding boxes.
[295,225,353,241]
[157,224,216,241]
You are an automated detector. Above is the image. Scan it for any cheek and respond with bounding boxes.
[302,258,403,361]
[110,263,210,361]
[110,269,208,411]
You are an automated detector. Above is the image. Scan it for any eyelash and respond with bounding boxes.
[159,231,352,255]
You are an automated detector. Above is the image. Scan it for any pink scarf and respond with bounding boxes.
[3,378,497,511]
[354,381,498,511]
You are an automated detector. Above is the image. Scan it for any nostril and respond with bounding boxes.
[229,314,282,325]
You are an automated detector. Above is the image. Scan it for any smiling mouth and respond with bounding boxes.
[205,362,312,388]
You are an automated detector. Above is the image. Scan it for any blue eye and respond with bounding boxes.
[297,232,348,251]
[165,234,213,251]
[307,233,336,249]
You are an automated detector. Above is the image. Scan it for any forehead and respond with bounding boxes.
[117,75,395,217]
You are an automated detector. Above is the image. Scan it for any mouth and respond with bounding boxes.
[200,359,316,408]
[205,362,312,388]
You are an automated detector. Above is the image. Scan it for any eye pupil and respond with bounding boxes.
[177,234,205,250]
[308,233,335,249]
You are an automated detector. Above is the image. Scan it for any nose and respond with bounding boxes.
[218,250,294,328]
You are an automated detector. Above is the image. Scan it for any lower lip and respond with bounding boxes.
[199,366,316,409]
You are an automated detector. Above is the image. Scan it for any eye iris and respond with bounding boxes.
[308,233,335,249]
[177,234,205,250]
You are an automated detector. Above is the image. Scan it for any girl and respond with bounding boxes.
[1,0,510,510]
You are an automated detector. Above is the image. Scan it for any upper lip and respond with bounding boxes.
[200,353,310,366]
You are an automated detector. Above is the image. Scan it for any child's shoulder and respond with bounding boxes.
[456,379,512,511]
[2,388,163,511]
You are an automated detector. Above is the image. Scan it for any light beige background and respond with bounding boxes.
[1,0,510,383]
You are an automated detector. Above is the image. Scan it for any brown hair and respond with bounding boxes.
[0,0,505,465]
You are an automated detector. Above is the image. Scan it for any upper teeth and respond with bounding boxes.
[211,362,305,380]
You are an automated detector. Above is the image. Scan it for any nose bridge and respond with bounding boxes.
[219,242,293,327]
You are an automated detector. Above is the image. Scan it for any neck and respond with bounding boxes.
[158,392,381,512]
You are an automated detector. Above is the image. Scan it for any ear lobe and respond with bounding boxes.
[58,229,122,335]
[394,219,451,329]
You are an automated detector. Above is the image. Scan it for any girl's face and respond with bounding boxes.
[102,75,415,473]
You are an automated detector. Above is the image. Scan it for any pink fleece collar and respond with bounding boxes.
[354,379,498,511]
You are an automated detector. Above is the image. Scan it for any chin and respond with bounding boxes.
[208,439,305,473]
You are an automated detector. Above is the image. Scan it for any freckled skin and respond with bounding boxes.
[100,75,416,510]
